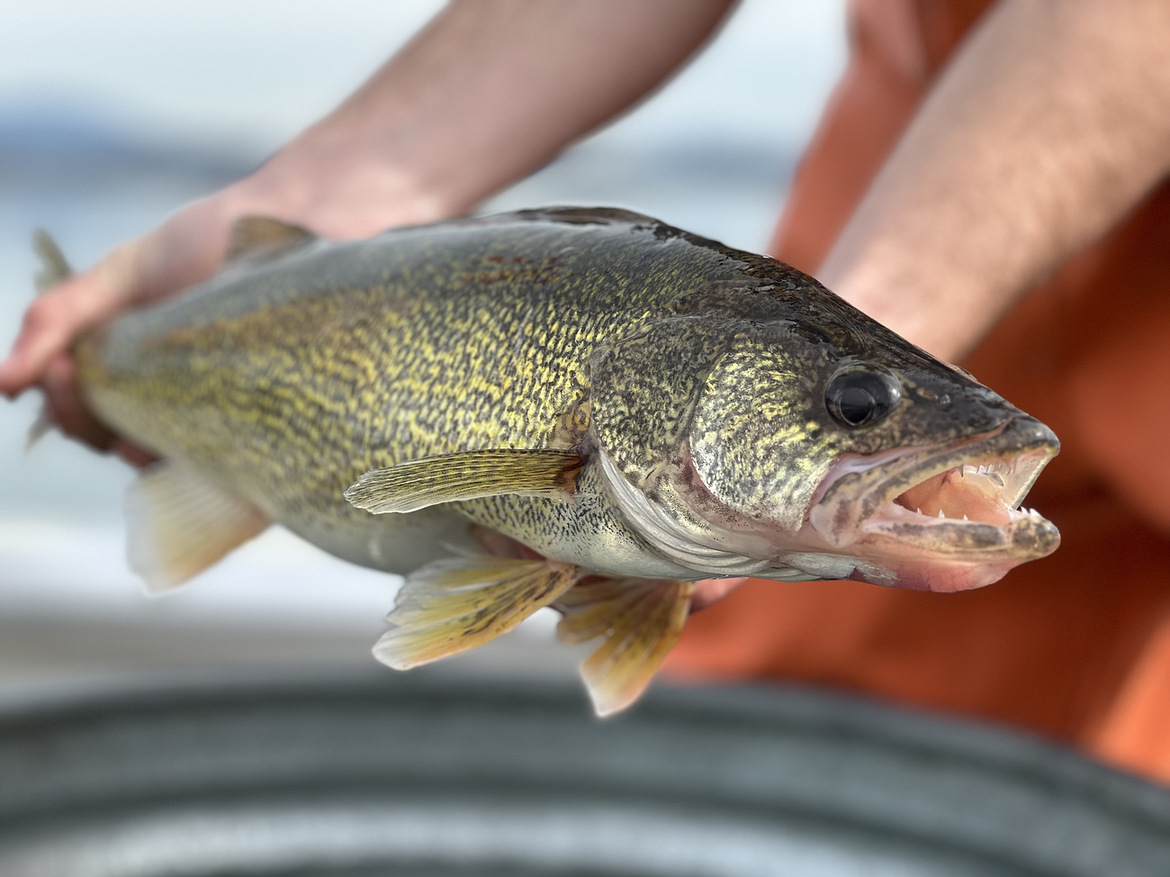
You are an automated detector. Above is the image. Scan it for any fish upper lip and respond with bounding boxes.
[808,417,1060,561]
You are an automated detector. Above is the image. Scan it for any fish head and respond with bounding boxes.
[591,283,1059,592]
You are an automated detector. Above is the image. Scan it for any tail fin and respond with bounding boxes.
[32,229,73,294]
[24,230,74,452]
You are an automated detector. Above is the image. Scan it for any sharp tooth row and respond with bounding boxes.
[962,462,1011,478]
[1012,507,1045,520]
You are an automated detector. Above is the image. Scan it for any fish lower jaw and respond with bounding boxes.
[856,447,1060,564]
[806,437,1060,586]
[859,502,1060,564]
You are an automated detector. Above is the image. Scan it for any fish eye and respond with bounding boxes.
[825,367,901,428]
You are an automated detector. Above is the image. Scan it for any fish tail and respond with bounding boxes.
[23,230,75,452]
[31,229,73,295]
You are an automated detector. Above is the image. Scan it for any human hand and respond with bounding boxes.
[815,0,1170,364]
[0,193,248,463]
[0,146,445,463]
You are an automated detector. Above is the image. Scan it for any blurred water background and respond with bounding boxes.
[0,0,847,692]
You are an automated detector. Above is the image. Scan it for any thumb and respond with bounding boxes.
[0,196,232,398]
[0,241,139,398]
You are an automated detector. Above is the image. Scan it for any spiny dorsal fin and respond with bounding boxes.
[226,216,317,263]
[126,461,270,592]
[345,449,586,515]
[555,577,695,716]
[373,556,582,669]
[32,229,73,293]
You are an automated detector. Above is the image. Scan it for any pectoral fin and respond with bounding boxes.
[374,556,582,668]
[555,577,695,716]
[345,448,585,514]
[126,461,270,592]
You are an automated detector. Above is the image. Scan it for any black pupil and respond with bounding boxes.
[826,369,899,428]
[837,386,875,425]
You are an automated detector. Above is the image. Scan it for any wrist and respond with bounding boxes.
[824,253,992,366]
[226,127,460,241]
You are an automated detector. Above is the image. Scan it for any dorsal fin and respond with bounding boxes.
[226,216,317,263]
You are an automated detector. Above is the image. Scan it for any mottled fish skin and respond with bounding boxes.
[74,207,1054,585]
[72,209,774,574]
[62,207,1061,713]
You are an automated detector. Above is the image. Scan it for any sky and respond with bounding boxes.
[0,1,845,157]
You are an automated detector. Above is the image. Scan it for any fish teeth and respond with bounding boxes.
[962,514,969,521]
[938,509,945,518]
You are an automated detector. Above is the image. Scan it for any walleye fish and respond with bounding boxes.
[34,208,1060,714]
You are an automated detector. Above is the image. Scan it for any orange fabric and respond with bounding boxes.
[668,0,1170,782]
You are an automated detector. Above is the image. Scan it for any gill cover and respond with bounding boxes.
[589,317,813,576]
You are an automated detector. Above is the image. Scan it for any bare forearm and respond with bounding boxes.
[237,0,735,237]
[0,0,733,398]
[819,0,1170,362]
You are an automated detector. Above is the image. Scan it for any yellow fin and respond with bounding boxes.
[555,577,695,716]
[126,461,270,592]
[225,216,317,263]
[32,229,73,293]
[374,556,582,669]
[345,449,585,514]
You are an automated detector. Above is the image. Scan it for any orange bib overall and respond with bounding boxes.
[668,0,1170,783]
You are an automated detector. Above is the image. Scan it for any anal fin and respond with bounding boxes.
[126,461,270,592]
[555,577,695,717]
[374,555,582,669]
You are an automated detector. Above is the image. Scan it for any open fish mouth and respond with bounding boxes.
[809,417,1060,563]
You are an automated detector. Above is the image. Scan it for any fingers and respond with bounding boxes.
[0,196,232,400]
[36,352,157,466]
[41,353,116,452]
[112,439,159,469]
[0,241,140,399]
[690,577,747,613]
[0,279,91,397]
